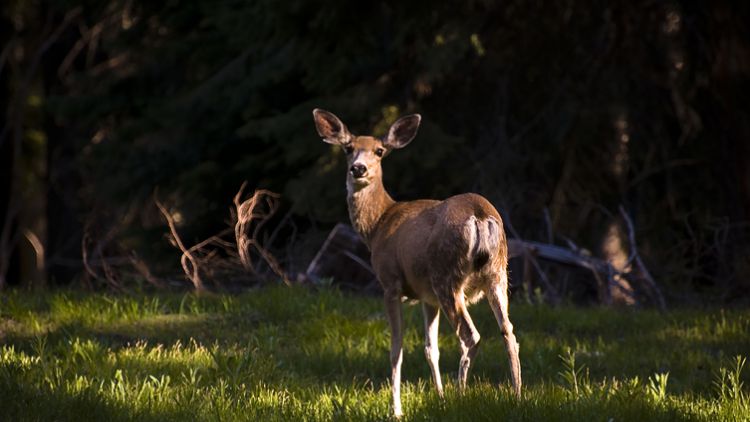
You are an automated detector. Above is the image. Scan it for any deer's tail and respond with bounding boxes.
[467,216,500,270]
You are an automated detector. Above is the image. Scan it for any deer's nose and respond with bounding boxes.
[350,163,367,178]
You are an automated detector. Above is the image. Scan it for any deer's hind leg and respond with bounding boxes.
[436,282,481,391]
[486,269,522,397]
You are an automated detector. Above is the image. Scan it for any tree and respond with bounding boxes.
[1,0,748,302]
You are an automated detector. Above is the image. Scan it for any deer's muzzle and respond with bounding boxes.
[350,163,367,178]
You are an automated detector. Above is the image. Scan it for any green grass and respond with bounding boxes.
[1,285,748,421]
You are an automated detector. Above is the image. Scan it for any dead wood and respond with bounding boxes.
[154,195,205,291]
[153,184,289,290]
[619,205,667,310]
[80,210,138,291]
[504,217,561,304]
[233,183,290,285]
[308,219,665,308]
[129,252,164,288]
[305,223,378,292]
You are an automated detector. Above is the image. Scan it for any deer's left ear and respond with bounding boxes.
[384,114,421,149]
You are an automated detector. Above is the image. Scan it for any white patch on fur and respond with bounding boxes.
[464,216,478,259]
[346,150,374,193]
[346,174,371,196]
[486,217,500,252]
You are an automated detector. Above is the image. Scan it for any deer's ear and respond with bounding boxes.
[384,114,421,149]
[313,109,351,145]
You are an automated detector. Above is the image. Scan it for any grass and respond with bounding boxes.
[0,285,748,421]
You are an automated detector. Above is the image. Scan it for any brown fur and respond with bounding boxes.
[369,193,507,306]
[313,109,521,417]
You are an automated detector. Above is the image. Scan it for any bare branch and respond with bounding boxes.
[543,207,554,244]
[187,228,234,254]
[129,252,164,288]
[154,195,204,291]
[341,250,375,275]
[619,205,667,310]
[80,215,129,290]
[503,215,561,303]
[151,183,289,289]
[22,229,45,272]
[58,20,104,79]
[265,207,294,257]
[255,246,290,286]
[81,227,99,281]
[233,185,288,285]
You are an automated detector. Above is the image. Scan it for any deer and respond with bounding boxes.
[312,109,522,417]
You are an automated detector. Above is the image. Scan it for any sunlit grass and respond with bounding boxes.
[0,285,748,421]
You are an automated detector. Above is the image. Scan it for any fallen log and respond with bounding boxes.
[306,223,665,309]
[508,239,634,306]
[304,223,379,292]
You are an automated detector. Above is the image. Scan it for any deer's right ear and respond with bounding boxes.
[313,109,351,145]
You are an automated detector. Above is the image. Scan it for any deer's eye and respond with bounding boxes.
[375,148,385,157]
[344,145,354,155]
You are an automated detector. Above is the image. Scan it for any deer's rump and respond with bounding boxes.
[370,193,506,306]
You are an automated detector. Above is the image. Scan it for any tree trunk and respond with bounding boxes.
[42,17,82,286]
[0,10,17,288]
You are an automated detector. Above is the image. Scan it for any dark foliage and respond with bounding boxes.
[2,0,748,302]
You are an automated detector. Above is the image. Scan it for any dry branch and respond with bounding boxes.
[308,219,663,308]
[129,252,164,288]
[507,232,663,308]
[154,196,205,291]
[23,229,46,287]
[305,223,377,291]
[153,184,289,290]
[619,205,667,310]
[233,183,289,285]
[81,216,128,290]
[504,218,561,303]
[81,227,99,282]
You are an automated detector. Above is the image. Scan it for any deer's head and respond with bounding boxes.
[313,109,421,190]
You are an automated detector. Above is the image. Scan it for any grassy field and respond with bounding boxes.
[0,285,748,421]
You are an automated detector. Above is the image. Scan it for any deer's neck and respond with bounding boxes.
[347,177,395,247]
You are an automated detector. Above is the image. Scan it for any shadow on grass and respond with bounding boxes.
[405,385,702,422]
[1,378,194,422]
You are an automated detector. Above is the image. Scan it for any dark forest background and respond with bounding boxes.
[1,0,749,304]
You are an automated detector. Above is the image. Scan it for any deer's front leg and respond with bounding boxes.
[384,291,404,418]
[422,302,444,397]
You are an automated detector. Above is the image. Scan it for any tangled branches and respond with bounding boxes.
[155,183,289,291]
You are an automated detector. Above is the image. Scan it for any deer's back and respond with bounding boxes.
[370,193,505,304]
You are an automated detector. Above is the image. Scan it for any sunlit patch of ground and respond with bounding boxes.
[0,286,748,421]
